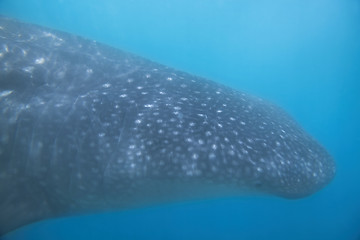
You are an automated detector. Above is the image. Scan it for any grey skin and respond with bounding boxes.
[0,16,335,235]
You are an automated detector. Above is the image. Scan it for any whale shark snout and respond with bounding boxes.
[260,145,336,199]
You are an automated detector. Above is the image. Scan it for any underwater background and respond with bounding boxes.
[0,0,359,239]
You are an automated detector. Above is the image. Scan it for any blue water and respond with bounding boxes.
[1,0,359,239]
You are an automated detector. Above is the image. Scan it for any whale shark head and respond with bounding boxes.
[0,16,335,235]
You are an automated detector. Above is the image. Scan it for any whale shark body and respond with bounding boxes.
[0,17,335,235]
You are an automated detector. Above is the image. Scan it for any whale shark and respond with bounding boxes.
[0,16,335,235]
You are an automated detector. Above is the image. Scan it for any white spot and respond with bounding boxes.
[129,145,135,149]
[217,123,223,128]
[198,139,204,145]
[192,153,199,160]
[230,117,236,121]
[166,77,173,81]
[205,131,212,136]
[240,121,246,125]
[228,150,235,156]
[35,57,45,64]
[120,94,127,98]
[22,49,27,56]
[158,129,164,134]
[137,86,143,90]
[135,119,142,124]
[212,144,217,150]
[98,132,105,137]
[276,141,281,147]
[102,83,111,88]
[257,167,263,172]
[247,138,254,143]
[145,74,151,78]
[87,68,93,74]
[217,110,222,113]
[0,90,13,98]
[144,104,154,108]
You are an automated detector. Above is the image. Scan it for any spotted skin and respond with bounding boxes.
[0,17,335,235]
